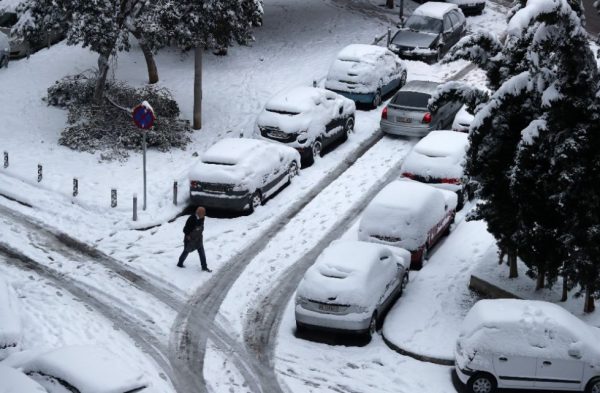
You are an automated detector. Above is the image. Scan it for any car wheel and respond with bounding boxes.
[586,378,600,393]
[249,191,262,213]
[372,90,382,108]
[399,273,409,296]
[340,116,354,142]
[468,373,496,393]
[399,71,407,89]
[366,312,377,339]
[311,140,322,161]
[287,161,299,183]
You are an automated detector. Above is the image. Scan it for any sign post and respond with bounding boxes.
[132,101,155,211]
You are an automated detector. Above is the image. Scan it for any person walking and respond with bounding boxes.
[177,206,212,272]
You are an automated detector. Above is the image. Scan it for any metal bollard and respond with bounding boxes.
[173,181,178,206]
[73,178,78,197]
[133,194,138,221]
[37,164,42,182]
[111,188,117,208]
[3,151,7,168]
[387,28,391,47]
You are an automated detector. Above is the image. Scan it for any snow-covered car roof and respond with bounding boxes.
[265,86,329,114]
[0,365,46,393]
[336,44,389,64]
[413,2,459,19]
[18,346,148,393]
[401,131,469,180]
[399,80,440,95]
[201,137,274,166]
[0,278,21,360]
[297,241,407,307]
[460,300,600,362]
[0,0,20,13]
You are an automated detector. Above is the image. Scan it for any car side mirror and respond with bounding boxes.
[568,347,582,359]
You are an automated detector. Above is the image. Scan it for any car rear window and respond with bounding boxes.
[391,91,431,108]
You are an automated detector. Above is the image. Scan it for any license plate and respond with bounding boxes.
[397,116,412,123]
[318,304,340,312]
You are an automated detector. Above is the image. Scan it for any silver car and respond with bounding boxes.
[0,10,64,58]
[380,80,462,137]
[295,240,410,339]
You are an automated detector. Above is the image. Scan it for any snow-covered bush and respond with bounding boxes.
[46,73,191,161]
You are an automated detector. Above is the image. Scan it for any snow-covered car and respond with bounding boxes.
[400,130,470,208]
[358,180,456,270]
[324,44,408,108]
[0,278,22,360]
[388,2,466,63]
[0,30,8,68]
[295,240,411,339]
[455,299,600,393]
[452,104,474,132]
[189,138,301,213]
[380,80,463,137]
[8,346,148,393]
[0,364,46,393]
[444,0,485,16]
[255,86,356,166]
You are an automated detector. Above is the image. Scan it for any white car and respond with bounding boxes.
[400,130,469,208]
[0,278,21,360]
[6,346,148,393]
[189,138,300,213]
[358,180,457,270]
[456,299,600,393]
[0,364,46,393]
[255,86,356,166]
[452,105,474,132]
[295,240,410,339]
[324,44,408,108]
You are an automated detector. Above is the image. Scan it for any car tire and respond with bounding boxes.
[366,311,378,339]
[399,71,407,89]
[372,90,382,108]
[311,140,322,161]
[399,273,409,296]
[467,373,497,393]
[586,377,600,393]
[248,191,262,213]
[287,161,299,184]
[340,116,355,142]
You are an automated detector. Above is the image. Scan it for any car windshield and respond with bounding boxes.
[392,91,431,108]
[0,12,17,28]
[405,15,442,34]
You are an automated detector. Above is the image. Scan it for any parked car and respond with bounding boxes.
[0,30,8,67]
[358,180,456,269]
[6,346,148,393]
[295,240,411,339]
[444,0,485,15]
[455,299,600,393]
[452,104,474,132]
[400,130,469,208]
[388,2,466,63]
[380,80,462,137]
[255,86,356,166]
[189,138,301,213]
[324,44,408,108]
[0,278,22,361]
[0,364,46,393]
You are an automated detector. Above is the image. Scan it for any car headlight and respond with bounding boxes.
[389,43,399,51]
[296,132,308,144]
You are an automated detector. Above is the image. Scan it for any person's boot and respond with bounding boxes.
[177,263,185,268]
[202,267,212,273]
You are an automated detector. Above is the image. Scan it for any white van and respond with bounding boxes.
[455,299,600,393]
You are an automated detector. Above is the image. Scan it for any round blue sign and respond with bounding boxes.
[132,104,155,130]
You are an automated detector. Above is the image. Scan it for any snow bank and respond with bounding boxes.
[0,364,46,393]
[296,241,400,307]
[413,2,458,20]
[459,299,600,365]
[401,131,468,181]
[0,278,21,360]
[358,180,447,250]
[19,346,149,393]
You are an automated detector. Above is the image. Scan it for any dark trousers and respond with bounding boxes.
[178,243,208,270]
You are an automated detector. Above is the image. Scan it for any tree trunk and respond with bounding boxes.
[508,249,518,278]
[498,248,506,265]
[535,268,545,290]
[584,285,595,313]
[133,29,158,84]
[560,275,568,302]
[93,52,112,104]
[193,46,202,130]
[386,0,394,8]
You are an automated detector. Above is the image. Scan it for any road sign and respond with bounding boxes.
[132,101,155,130]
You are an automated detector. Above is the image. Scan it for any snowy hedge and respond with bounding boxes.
[46,73,191,161]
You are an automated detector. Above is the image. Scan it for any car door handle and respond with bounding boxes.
[543,361,552,366]
[498,357,508,362]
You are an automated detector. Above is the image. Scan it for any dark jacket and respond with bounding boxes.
[183,214,204,251]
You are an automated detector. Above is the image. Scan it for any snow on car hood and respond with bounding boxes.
[297,241,397,308]
[401,131,468,180]
[0,365,46,393]
[392,30,439,49]
[0,278,21,359]
[325,59,378,92]
[19,346,148,393]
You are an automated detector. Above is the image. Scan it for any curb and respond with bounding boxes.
[381,333,454,366]
[468,275,523,300]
